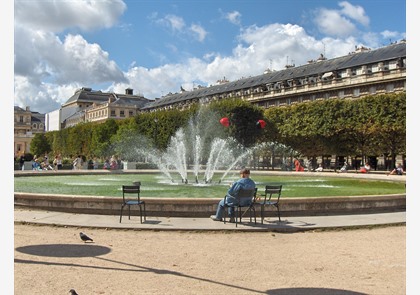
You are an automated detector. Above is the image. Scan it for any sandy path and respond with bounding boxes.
[14,224,405,295]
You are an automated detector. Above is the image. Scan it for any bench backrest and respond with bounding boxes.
[122,185,140,202]
[123,185,140,194]
[236,187,256,205]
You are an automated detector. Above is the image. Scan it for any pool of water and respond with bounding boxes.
[14,173,406,199]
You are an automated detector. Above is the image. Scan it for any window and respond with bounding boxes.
[120,110,125,117]
[369,86,376,94]
[338,90,344,98]
[111,110,116,117]
[386,84,394,92]
[353,88,360,97]
[129,110,134,116]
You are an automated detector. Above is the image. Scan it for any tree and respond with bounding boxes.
[91,119,119,157]
[30,133,51,157]
[209,98,264,148]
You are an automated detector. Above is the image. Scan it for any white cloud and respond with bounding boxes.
[314,8,356,37]
[190,24,207,42]
[163,14,186,32]
[17,21,361,112]
[155,14,207,42]
[14,1,128,113]
[13,1,403,115]
[381,30,400,39]
[14,28,127,85]
[14,75,76,113]
[339,1,370,27]
[313,2,370,38]
[225,11,242,26]
[113,23,356,100]
[14,0,126,32]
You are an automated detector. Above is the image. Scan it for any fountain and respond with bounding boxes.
[116,106,255,185]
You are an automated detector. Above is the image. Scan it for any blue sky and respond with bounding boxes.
[13,0,406,114]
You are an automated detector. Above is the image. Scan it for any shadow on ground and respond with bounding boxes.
[15,244,110,257]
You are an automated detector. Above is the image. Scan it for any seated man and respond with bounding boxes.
[210,168,256,222]
[360,163,371,173]
[339,162,348,173]
[32,159,42,171]
[388,163,404,175]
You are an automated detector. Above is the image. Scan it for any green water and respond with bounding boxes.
[14,173,406,199]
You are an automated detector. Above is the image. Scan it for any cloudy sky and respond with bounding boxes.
[13,0,406,114]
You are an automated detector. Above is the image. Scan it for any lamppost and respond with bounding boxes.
[154,117,158,147]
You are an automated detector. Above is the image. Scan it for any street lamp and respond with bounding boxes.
[154,117,158,147]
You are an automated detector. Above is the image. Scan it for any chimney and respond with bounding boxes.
[125,88,133,95]
[108,94,116,103]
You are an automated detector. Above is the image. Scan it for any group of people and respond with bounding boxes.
[103,155,119,170]
[31,153,55,171]
[30,153,63,171]
[30,154,123,171]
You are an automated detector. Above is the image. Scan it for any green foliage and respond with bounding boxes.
[38,93,405,167]
[91,119,119,157]
[264,93,406,164]
[30,133,51,156]
[209,98,265,147]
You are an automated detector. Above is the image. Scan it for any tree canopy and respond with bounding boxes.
[34,93,405,169]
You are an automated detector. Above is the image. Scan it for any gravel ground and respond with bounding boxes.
[14,223,406,295]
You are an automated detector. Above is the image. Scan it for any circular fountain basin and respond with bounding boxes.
[14,170,406,217]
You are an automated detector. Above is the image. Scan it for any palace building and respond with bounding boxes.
[142,41,405,112]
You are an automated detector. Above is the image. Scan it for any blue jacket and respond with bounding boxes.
[227,177,256,198]
[32,161,41,170]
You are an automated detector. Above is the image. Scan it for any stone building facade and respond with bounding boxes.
[14,106,45,156]
[142,41,406,112]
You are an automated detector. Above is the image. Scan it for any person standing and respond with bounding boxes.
[210,168,256,222]
[92,157,98,169]
[73,155,83,170]
[19,153,25,170]
[54,154,63,170]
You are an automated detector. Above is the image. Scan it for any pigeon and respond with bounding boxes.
[79,232,93,242]
[69,289,79,295]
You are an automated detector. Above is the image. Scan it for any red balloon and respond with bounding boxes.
[219,117,229,127]
[256,119,266,129]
